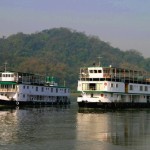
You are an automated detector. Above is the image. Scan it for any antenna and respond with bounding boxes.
[4,62,7,72]
[97,56,102,66]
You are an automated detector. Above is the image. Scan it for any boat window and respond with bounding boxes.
[3,74,6,77]
[89,83,96,90]
[40,96,42,100]
[145,86,148,91]
[93,78,99,81]
[41,87,44,92]
[94,70,97,73]
[36,87,38,91]
[140,86,143,91]
[147,96,150,101]
[90,70,93,73]
[111,83,113,87]
[4,85,7,88]
[5,74,10,77]
[130,85,133,90]
[98,70,102,73]
[116,84,118,88]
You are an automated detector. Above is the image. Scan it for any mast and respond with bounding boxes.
[97,56,102,66]
[4,62,7,72]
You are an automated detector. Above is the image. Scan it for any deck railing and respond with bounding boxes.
[0,89,17,92]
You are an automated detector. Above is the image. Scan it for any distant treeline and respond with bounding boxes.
[0,27,150,90]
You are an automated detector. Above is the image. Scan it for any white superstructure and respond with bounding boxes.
[77,64,150,109]
[0,71,70,106]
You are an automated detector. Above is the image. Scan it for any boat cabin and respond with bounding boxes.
[0,72,16,82]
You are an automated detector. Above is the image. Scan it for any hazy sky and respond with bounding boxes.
[0,0,150,57]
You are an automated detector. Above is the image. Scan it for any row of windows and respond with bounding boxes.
[89,70,102,73]
[19,94,68,100]
[0,85,16,89]
[0,74,14,77]
[23,85,68,93]
[130,85,149,91]
[109,84,149,91]
[110,83,119,88]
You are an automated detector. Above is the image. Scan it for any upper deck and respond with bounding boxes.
[0,71,58,86]
[79,66,150,84]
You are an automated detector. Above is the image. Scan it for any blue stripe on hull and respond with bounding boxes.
[78,102,150,109]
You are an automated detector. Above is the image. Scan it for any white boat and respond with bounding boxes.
[0,69,70,106]
[77,62,150,109]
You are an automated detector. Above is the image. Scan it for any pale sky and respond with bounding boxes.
[0,0,150,57]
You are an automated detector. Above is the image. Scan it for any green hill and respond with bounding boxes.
[0,27,149,91]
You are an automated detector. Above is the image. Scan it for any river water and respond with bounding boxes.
[0,96,150,150]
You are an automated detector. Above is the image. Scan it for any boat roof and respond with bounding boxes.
[81,65,146,73]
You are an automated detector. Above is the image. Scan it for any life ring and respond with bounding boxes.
[16,101,19,105]
[104,82,107,86]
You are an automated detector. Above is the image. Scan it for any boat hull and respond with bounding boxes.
[0,99,70,107]
[78,101,150,109]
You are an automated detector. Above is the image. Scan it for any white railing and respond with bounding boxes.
[0,89,17,92]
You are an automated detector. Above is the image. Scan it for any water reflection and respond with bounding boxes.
[1,104,150,150]
[77,110,150,150]
[0,109,18,144]
[0,106,75,150]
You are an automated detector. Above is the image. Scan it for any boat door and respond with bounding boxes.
[125,84,128,93]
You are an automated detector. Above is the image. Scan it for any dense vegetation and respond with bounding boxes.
[0,27,149,91]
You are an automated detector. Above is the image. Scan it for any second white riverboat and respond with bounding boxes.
[77,62,150,109]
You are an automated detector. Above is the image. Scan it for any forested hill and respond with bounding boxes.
[0,27,150,90]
